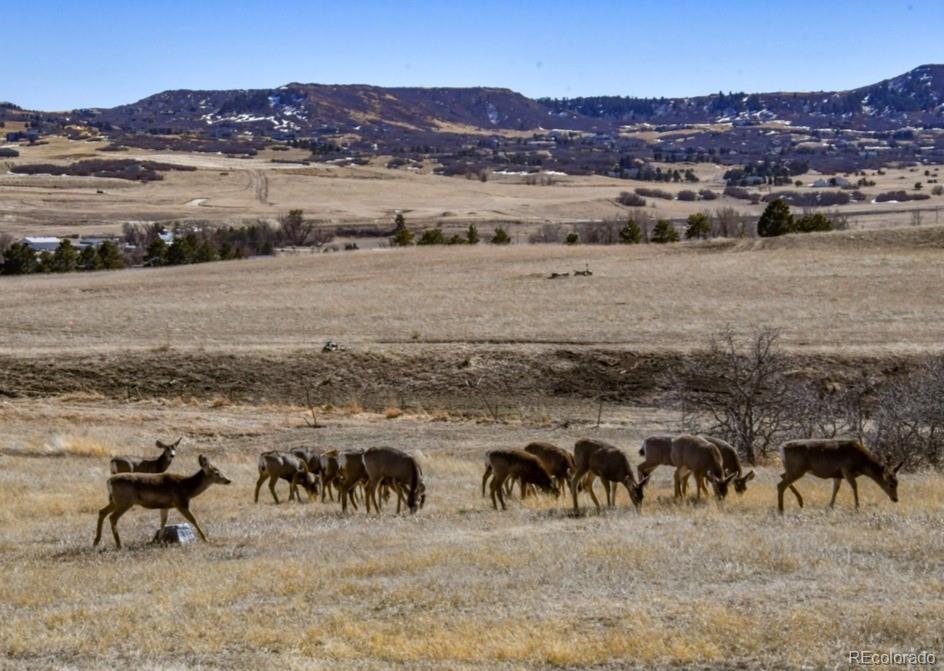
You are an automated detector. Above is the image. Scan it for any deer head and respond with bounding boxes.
[199,454,231,485]
[733,470,755,494]
[156,437,181,459]
[877,459,904,502]
[705,471,737,500]
[625,473,650,510]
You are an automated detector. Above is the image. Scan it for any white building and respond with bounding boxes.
[20,237,62,252]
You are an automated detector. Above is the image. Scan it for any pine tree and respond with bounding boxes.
[685,213,711,240]
[619,219,642,244]
[145,237,167,266]
[651,219,679,243]
[77,244,103,271]
[0,242,37,275]
[466,224,480,244]
[391,226,414,246]
[98,240,125,269]
[49,239,78,272]
[491,226,511,244]
[757,199,794,237]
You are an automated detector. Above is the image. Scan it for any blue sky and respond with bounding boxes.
[5,0,944,110]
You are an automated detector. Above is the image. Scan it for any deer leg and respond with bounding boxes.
[585,474,602,511]
[349,484,360,511]
[491,473,507,511]
[176,505,208,542]
[94,501,115,547]
[789,484,804,507]
[365,477,377,514]
[570,467,587,513]
[842,470,859,509]
[159,508,169,532]
[254,473,267,503]
[108,504,131,549]
[829,478,842,508]
[268,475,281,504]
[693,473,705,502]
[777,473,803,513]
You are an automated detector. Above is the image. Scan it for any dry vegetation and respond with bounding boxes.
[1,399,941,670]
[1,226,942,669]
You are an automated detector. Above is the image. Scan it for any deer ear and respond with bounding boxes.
[744,470,755,482]
[724,472,737,484]
[155,440,166,449]
[173,438,182,448]
[198,454,209,469]
[893,460,904,474]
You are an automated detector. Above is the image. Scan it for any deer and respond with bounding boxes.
[94,454,231,549]
[336,450,369,512]
[670,434,736,501]
[254,451,317,504]
[679,436,754,497]
[571,439,648,513]
[110,438,180,474]
[524,442,575,497]
[319,450,340,502]
[483,449,558,511]
[290,447,324,480]
[638,434,674,483]
[777,438,903,514]
[363,446,425,514]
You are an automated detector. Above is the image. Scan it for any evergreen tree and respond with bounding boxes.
[77,244,103,271]
[651,219,680,243]
[417,229,445,245]
[391,226,414,246]
[194,238,218,263]
[145,237,167,266]
[98,240,125,269]
[49,239,78,272]
[466,224,480,244]
[36,251,54,273]
[491,226,511,244]
[757,199,794,237]
[793,212,833,233]
[619,219,642,244]
[166,234,197,265]
[685,213,711,240]
[0,242,37,275]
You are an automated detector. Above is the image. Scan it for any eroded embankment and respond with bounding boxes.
[0,347,919,410]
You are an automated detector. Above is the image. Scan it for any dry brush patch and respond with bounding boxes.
[0,403,941,669]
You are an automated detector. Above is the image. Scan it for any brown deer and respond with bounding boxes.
[254,451,316,504]
[777,438,903,514]
[110,438,180,474]
[363,446,425,514]
[637,434,673,483]
[336,450,369,512]
[670,434,735,501]
[524,442,575,497]
[680,436,754,497]
[483,449,558,511]
[319,450,340,502]
[571,439,648,513]
[94,454,231,549]
[290,447,324,480]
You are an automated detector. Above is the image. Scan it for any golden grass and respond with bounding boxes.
[0,401,940,669]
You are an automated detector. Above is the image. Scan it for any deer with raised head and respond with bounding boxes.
[679,436,754,497]
[254,451,316,504]
[777,438,902,514]
[336,450,369,512]
[110,438,180,474]
[94,454,231,549]
[483,449,558,511]
[670,434,735,501]
[364,446,425,514]
[571,439,648,513]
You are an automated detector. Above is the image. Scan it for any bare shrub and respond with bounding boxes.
[676,327,794,464]
[280,209,314,247]
[711,207,747,238]
[618,191,646,207]
[528,223,565,244]
[573,220,623,245]
[634,187,673,200]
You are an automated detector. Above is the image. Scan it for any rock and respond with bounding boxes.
[152,523,196,545]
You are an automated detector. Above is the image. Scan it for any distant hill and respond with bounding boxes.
[9,64,931,139]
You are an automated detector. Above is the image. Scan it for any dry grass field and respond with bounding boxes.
[1,398,941,670]
[3,136,944,237]
[1,226,943,669]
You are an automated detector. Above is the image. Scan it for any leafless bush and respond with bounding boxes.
[573,220,623,245]
[711,207,749,238]
[0,232,14,254]
[280,209,315,247]
[870,356,944,469]
[528,223,566,244]
[676,327,794,464]
[618,191,646,207]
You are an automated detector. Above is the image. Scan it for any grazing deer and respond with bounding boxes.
[290,447,324,479]
[319,450,340,502]
[638,434,674,483]
[254,451,316,504]
[364,446,425,514]
[110,438,180,474]
[777,438,902,514]
[525,442,575,497]
[571,439,648,513]
[484,449,558,511]
[680,436,755,497]
[670,434,735,501]
[94,454,231,549]
[337,450,369,512]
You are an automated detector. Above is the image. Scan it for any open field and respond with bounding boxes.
[1,225,942,669]
[1,398,941,670]
[3,136,944,237]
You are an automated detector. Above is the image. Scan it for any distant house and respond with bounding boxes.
[158,231,175,244]
[20,237,61,252]
[812,176,851,188]
[5,130,39,143]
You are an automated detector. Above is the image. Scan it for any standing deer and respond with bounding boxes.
[524,442,575,497]
[571,439,648,513]
[679,436,754,497]
[777,438,902,514]
[336,450,368,512]
[254,451,316,504]
[290,447,324,480]
[110,438,180,474]
[319,450,340,502]
[483,449,558,511]
[638,434,673,483]
[670,434,736,501]
[363,446,425,514]
[94,454,231,549]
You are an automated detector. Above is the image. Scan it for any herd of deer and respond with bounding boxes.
[92,433,904,549]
